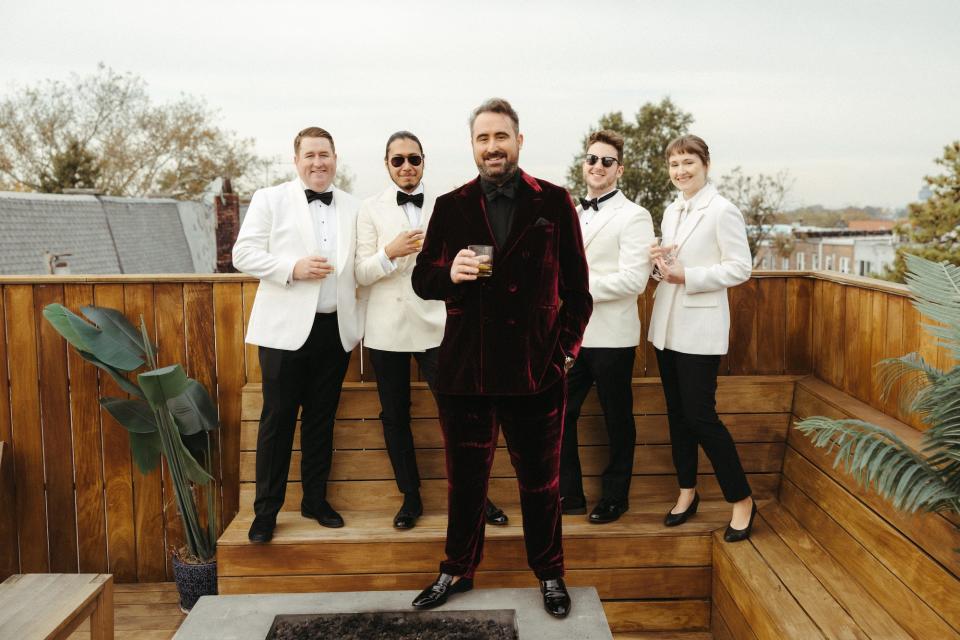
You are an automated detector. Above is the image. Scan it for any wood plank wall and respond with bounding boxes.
[0,271,947,582]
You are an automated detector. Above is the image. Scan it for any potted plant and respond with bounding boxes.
[797,254,960,523]
[43,304,220,611]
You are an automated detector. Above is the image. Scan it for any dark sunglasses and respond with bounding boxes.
[389,154,423,168]
[585,154,618,168]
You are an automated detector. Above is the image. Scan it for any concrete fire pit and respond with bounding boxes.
[173,587,612,639]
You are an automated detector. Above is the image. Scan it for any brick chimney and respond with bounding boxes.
[215,178,240,273]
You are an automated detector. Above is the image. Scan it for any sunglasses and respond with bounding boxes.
[389,154,423,168]
[585,154,619,168]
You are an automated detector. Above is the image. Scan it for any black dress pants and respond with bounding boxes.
[560,346,637,502]
[655,347,751,503]
[368,347,439,495]
[253,312,351,520]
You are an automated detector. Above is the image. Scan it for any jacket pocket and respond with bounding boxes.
[681,291,721,308]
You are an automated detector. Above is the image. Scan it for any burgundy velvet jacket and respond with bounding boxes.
[412,170,592,395]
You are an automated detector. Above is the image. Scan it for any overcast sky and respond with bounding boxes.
[2,0,958,210]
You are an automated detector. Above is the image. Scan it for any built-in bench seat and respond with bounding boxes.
[712,377,960,639]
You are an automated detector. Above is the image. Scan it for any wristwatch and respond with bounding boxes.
[564,355,575,372]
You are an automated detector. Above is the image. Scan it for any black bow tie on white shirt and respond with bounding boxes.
[396,191,424,208]
[580,190,618,211]
[305,189,333,205]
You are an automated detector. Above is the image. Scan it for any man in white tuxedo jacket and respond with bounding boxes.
[560,130,655,524]
[233,126,365,542]
[355,131,509,530]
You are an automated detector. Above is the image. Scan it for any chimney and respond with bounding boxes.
[215,178,240,273]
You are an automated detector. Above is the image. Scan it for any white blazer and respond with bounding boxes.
[577,191,655,348]
[233,178,365,352]
[355,185,445,352]
[648,183,752,355]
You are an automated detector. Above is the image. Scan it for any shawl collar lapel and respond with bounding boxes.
[581,190,627,248]
[288,179,318,255]
[500,170,544,258]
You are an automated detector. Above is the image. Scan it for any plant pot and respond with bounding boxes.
[172,554,218,613]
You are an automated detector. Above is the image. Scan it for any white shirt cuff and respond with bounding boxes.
[377,248,398,274]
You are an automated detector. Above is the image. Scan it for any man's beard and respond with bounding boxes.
[476,153,518,184]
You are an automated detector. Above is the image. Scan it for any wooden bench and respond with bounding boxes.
[219,375,797,635]
[711,377,960,639]
[0,574,113,640]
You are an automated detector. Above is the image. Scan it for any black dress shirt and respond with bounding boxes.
[481,171,521,248]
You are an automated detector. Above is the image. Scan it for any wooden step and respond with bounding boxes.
[218,500,744,634]
[238,473,782,512]
[241,376,799,421]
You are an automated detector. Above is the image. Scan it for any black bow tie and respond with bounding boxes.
[580,190,618,212]
[482,179,517,201]
[397,191,424,208]
[305,189,333,205]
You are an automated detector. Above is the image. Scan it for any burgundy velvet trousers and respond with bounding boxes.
[436,380,566,581]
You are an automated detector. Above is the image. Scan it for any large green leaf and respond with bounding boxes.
[76,350,145,399]
[137,364,190,410]
[99,397,157,433]
[129,431,162,474]
[81,305,150,353]
[168,379,219,435]
[42,303,144,371]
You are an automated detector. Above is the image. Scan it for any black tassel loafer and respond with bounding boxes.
[411,573,474,610]
[664,492,700,527]
[540,578,572,618]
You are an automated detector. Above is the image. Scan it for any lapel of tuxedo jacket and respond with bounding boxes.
[673,183,718,252]
[288,179,318,254]
[500,170,544,259]
[581,191,626,248]
[457,178,497,248]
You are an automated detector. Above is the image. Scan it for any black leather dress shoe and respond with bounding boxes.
[724,501,758,543]
[560,495,587,515]
[589,498,628,524]
[247,517,275,543]
[485,499,509,525]
[301,501,344,528]
[540,578,571,618]
[411,573,474,609]
[393,503,423,530]
[664,492,700,527]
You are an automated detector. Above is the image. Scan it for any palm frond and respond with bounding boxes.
[875,352,939,414]
[903,254,960,332]
[796,417,960,514]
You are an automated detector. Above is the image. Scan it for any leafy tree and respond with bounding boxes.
[0,64,261,199]
[38,138,101,193]
[566,98,693,229]
[719,167,792,266]
[883,142,960,282]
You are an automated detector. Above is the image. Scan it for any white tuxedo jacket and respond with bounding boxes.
[233,179,365,352]
[648,183,752,355]
[355,185,445,352]
[577,191,655,348]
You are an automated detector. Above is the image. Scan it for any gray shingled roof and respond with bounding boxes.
[0,191,213,275]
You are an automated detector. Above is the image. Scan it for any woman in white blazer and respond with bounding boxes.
[648,135,756,542]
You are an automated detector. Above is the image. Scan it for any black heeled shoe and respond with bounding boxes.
[664,492,699,527]
[723,501,758,543]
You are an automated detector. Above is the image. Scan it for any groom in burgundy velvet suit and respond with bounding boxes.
[410,98,592,618]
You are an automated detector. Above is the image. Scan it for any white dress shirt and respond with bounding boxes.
[579,188,618,231]
[300,179,338,313]
[376,181,425,274]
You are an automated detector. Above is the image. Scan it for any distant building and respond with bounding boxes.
[755,225,899,277]
[0,180,239,275]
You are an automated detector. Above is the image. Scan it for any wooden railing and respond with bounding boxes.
[0,271,947,582]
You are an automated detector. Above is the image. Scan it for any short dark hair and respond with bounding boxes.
[664,134,710,166]
[384,131,424,159]
[586,129,624,163]
[294,127,335,156]
[469,98,519,135]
